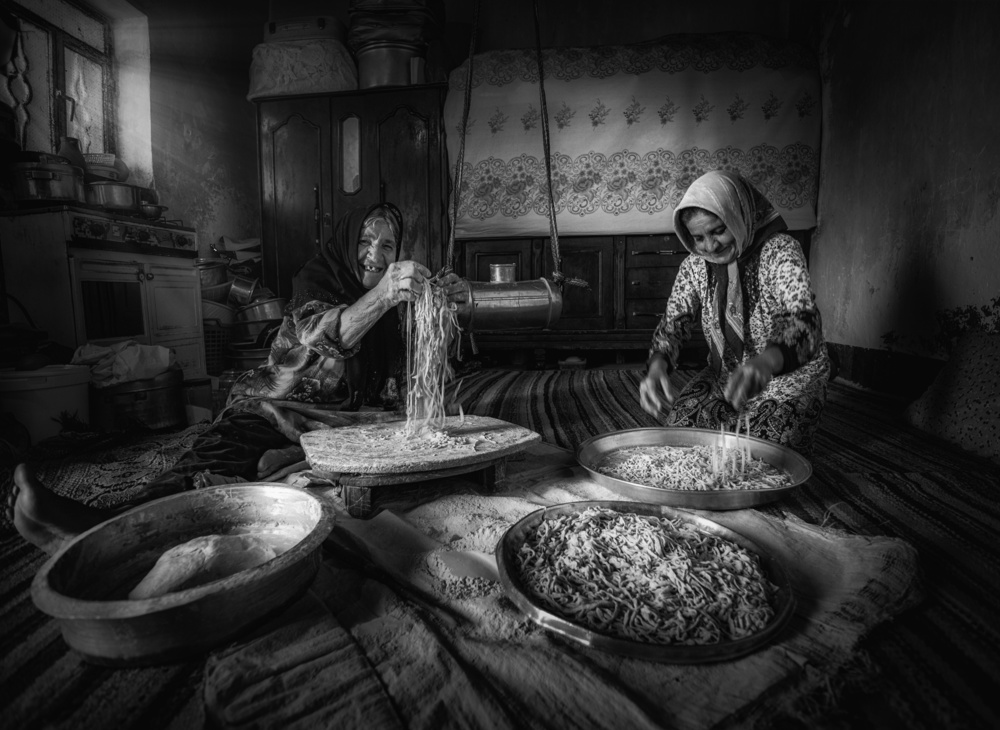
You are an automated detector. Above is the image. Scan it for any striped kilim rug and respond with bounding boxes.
[456,369,1000,730]
[1,369,998,729]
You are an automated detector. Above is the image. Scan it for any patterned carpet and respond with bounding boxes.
[1,368,998,729]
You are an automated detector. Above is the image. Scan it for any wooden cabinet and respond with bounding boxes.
[453,233,714,361]
[623,234,700,337]
[256,85,449,300]
[457,230,811,363]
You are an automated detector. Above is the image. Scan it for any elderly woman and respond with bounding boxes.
[7,202,465,554]
[640,170,831,455]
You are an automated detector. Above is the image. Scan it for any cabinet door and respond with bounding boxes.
[144,261,202,341]
[258,98,332,300]
[460,239,536,282]
[543,237,615,331]
[332,86,448,272]
[69,257,149,345]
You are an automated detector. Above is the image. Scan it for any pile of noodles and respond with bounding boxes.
[515,507,778,645]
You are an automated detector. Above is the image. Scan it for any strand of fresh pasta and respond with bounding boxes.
[405,281,461,436]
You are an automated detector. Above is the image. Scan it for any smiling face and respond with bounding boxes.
[357,216,399,289]
[682,208,738,264]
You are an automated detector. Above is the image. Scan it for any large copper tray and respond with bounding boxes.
[576,427,812,510]
[495,501,796,663]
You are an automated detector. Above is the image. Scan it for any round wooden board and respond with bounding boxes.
[299,415,541,475]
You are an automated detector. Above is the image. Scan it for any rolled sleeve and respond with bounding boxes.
[290,300,360,359]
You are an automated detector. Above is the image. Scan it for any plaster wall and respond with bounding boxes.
[131,0,268,256]
[812,1,1000,356]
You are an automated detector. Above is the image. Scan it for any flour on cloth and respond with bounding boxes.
[202,447,920,730]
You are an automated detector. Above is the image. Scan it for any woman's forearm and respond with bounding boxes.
[338,287,390,349]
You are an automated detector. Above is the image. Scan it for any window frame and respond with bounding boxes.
[8,0,117,155]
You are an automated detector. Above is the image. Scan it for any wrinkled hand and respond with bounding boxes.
[436,271,469,305]
[724,357,773,410]
[377,260,433,306]
[639,354,676,417]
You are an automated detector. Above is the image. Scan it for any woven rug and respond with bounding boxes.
[456,369,1000,729]
[1,370,998,729]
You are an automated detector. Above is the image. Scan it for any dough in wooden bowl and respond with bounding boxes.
[129,534,277,600]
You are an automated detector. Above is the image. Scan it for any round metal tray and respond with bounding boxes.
[576,427,812,510]
[495,500,796,663]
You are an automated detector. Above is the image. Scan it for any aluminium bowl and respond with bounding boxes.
[576,427,812,510]
[31,484,335,666]
[496,500,796,663]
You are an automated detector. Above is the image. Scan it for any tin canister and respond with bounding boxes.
[489,263,517,283]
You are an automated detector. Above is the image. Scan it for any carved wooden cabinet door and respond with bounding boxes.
[257,97,332,300]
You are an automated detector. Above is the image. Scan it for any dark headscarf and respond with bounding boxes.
[291,203,405,408]
[673,171,787,374]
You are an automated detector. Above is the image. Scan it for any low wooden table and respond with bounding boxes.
[299,415,540,518]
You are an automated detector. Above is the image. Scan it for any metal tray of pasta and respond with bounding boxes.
[495,500,796,663]
[575,427,812,510]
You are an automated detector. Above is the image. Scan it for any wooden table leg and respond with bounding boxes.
[481,456,509,493]
[343,485,373,518]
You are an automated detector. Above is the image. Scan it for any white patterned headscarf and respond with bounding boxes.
[673,170,786,372]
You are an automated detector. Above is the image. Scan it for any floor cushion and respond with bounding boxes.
[903,332,1000,463]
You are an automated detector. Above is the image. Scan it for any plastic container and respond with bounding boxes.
[0,365,91,444]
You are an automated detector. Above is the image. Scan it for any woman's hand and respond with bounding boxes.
[639,354,676,417]
[375,260,433,307]
[725,346,784,410]
[436,271,469,305]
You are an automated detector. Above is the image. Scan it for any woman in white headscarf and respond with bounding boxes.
[639,170,831,455]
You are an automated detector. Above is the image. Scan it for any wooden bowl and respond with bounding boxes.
[31,484,335,666]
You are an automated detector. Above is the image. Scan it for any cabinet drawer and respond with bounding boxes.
[626,234,686,268]
[627,266,680,299]
[625,298,668,329]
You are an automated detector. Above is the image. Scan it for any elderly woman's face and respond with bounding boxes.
[684,210,737,264]
[357,217,399,289]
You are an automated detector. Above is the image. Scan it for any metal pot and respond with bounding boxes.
[139,203,168,219]
[195,259,229,288]
[228,276,260,307]
[236,297,287,322]
[227,344,270,371]
[86,181,141,211]
[10,161,86,204]
[232,318,282,344]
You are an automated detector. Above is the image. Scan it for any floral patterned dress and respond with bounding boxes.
[650,233,830,455]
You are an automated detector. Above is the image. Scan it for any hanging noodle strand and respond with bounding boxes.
[405,281,461,436]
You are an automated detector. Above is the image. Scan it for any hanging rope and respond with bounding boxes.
[448,0,586,289]
[445,0,480,272]
[532,0,588,290]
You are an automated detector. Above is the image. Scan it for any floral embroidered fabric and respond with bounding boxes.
[444,33,821,238]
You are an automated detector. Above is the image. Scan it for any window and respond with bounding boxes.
[3,0,116,155]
